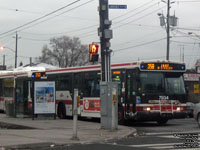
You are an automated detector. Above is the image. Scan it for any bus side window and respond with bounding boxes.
[83,72,100,97]
[74,73,84,96]
[55,74,72,91]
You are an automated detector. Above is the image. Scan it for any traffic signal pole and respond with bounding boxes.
[99,0,111,82]
[99,0,118,130]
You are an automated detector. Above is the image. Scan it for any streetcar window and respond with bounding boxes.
[139,72,165,93]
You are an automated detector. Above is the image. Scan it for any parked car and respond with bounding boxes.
[193,103,200,127]
[186,102,194,118]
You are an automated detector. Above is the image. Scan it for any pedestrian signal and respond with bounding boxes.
[89,44,99,54]
[89,44,99,62]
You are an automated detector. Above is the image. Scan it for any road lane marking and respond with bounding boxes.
[129,143,181,147]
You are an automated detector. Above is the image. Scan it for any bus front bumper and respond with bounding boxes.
[133,111,187,121]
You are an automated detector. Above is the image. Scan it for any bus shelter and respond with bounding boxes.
[2,67,56,118]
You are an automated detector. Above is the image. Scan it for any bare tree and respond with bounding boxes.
[37,36,89,68]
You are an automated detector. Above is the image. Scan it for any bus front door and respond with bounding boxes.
[126,70,137,116]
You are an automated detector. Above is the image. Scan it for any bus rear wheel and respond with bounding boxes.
[57,103,66,119]
[157,118,168,125]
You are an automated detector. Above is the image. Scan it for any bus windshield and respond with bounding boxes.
[165,75,185,95]
[139,72,185,95]
[139,72,165,93]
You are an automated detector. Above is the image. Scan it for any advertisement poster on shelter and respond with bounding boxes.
[34,81,55,114]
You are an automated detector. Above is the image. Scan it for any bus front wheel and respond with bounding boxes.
[57,103,66,119]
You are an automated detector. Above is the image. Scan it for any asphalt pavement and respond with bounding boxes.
[0,114,136,149]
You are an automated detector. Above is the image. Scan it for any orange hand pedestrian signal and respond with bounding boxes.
[89,44,99,54]
[89,44,99,62]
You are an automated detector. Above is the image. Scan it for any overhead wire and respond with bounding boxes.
[21,24,98,36]
[113,1,160,24]
[11,0,160,41]
[113,5,166,29]
[76,4,167,39]
[0,0,96,44]
[0,6,43,15]
[0,0,81,38]
[17,0,95,33]
[114,37,166,52]
[114,29,164,47]
[111,0,157,20]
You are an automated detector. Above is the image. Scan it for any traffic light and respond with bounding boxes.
[89,44,99,62]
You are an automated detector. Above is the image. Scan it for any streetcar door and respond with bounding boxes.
[126,69,137,113]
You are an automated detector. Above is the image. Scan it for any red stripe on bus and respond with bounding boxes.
[46,62,137,73]
[55,100,73,105]
[55,100,83,105]
[111,62,137,67]
[46,66,101,73]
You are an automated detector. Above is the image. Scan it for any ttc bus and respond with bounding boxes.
[0,60,187,124]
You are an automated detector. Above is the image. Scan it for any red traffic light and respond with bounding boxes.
[89,44,99,54]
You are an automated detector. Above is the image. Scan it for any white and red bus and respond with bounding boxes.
[0,60,187,124]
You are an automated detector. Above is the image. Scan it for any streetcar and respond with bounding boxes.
[0,60,187,124]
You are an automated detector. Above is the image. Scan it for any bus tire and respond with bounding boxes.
[118,108,124,125]
[157,118,168,125]
[57,102,66,119]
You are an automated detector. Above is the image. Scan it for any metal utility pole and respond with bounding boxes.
[15,32,18,68]
[3,55,5,66]
[30,57,32,66]
[71,89,79,140]
[159,0,177,60]
[166,0,170,60]
[99,0,118,130]
[99,0,112,82]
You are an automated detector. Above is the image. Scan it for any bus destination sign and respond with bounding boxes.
[32,72,47,79]
[140,63,185,71]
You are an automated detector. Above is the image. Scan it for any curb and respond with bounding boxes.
[0,121,35,129]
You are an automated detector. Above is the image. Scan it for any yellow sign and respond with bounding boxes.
[194,84,199,94]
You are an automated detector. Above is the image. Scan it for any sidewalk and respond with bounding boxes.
[0,114,136,148]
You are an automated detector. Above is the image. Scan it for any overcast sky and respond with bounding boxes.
[0,0,200,69]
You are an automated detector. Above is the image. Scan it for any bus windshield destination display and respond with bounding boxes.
[140,63,185,71]
[32,72,46,79]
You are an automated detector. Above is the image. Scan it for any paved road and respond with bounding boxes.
[44,118,200,150]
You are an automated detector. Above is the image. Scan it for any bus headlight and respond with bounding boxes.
[147,107,151,111]
[143,107,151,112]
[176,107,181,111]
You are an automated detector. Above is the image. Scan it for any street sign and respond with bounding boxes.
[109,4,127,9]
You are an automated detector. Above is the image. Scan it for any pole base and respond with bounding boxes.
[70,136,80,141]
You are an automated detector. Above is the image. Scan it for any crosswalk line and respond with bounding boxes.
[129,143,180,147]
[129,143,200,150]
[145,131,200,136]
